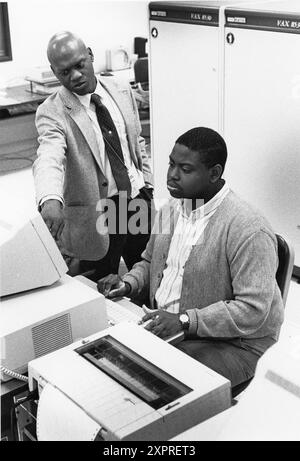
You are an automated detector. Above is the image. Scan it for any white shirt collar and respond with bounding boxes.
[74,79,104,109]
[179,182,230,220]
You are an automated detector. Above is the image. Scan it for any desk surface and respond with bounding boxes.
[0,84,47,110]
[0,71,134,110]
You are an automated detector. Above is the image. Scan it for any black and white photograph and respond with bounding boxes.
[1,0,300,444]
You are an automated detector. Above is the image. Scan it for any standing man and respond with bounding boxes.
[33,31,153,280]
[98,127,284,389]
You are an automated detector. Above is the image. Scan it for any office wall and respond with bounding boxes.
[0,0,148,88]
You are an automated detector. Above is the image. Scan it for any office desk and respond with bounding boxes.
[279,280,300,342]
[0,82,150,175]
[0,85,47,110]
[0,85,48,175]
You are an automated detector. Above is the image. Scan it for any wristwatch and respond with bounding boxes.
[179,313,190,331]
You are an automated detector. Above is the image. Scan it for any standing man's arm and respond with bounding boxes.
[33,104,67,240]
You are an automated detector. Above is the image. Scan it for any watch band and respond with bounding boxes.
[124,281,132,296]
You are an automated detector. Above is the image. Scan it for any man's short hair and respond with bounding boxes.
[176,127,228,173]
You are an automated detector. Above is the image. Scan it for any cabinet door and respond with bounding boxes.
[224,27,300,265]
[150,20,220,200]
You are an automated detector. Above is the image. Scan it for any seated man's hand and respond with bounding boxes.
[41,199,64,241]
[97,274,130,298]
[142,309,182,339]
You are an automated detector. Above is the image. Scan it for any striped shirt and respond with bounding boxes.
[155,183,230,313]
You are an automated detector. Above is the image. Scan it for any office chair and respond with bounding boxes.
[231,233,295,398]
[133,57,150,142]
[275,234,295,306]
[133,57,149,91]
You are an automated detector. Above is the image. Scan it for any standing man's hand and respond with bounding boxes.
[41,199,65,240]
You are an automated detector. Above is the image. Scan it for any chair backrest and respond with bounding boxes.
[275,234,294,307]
[232,234,294,399]
[134,57,149,90]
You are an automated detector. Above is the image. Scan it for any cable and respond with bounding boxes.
[0,365,29,382]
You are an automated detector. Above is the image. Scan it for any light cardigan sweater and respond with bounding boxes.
[123,191,284,343]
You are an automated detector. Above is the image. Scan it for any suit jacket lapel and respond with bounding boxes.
[59,87,103,170]
[99,78,136,130]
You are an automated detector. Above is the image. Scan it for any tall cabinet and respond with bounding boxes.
[149,0,300,271]
[149,1,228,200]
[223,0,300,269]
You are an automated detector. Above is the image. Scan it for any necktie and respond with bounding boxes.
[91,93,131,195]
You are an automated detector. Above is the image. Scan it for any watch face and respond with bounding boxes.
[180,314,189,330]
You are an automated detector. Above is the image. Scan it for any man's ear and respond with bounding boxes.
[210,164,223,183]
[87,47,94,62]
[50,64,57,78]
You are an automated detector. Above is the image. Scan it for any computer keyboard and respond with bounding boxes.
[74,275,185,345]
[105,298,143,326]
[106,298,185,345]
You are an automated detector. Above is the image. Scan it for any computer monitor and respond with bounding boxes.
[0,213,68,297]
[0,213,109,382]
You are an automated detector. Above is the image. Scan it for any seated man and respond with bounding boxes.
[97,127,284,388]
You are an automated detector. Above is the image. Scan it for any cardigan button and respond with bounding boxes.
[102,181,108,187]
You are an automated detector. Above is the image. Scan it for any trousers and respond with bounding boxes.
[176,336,276,387]
[80,187,154,282]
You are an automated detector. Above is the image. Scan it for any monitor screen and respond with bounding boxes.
[0,213,67,297]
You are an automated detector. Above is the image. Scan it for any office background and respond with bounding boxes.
[0,0,148,89]
[0,0,150,220]
[1,0,300,441]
